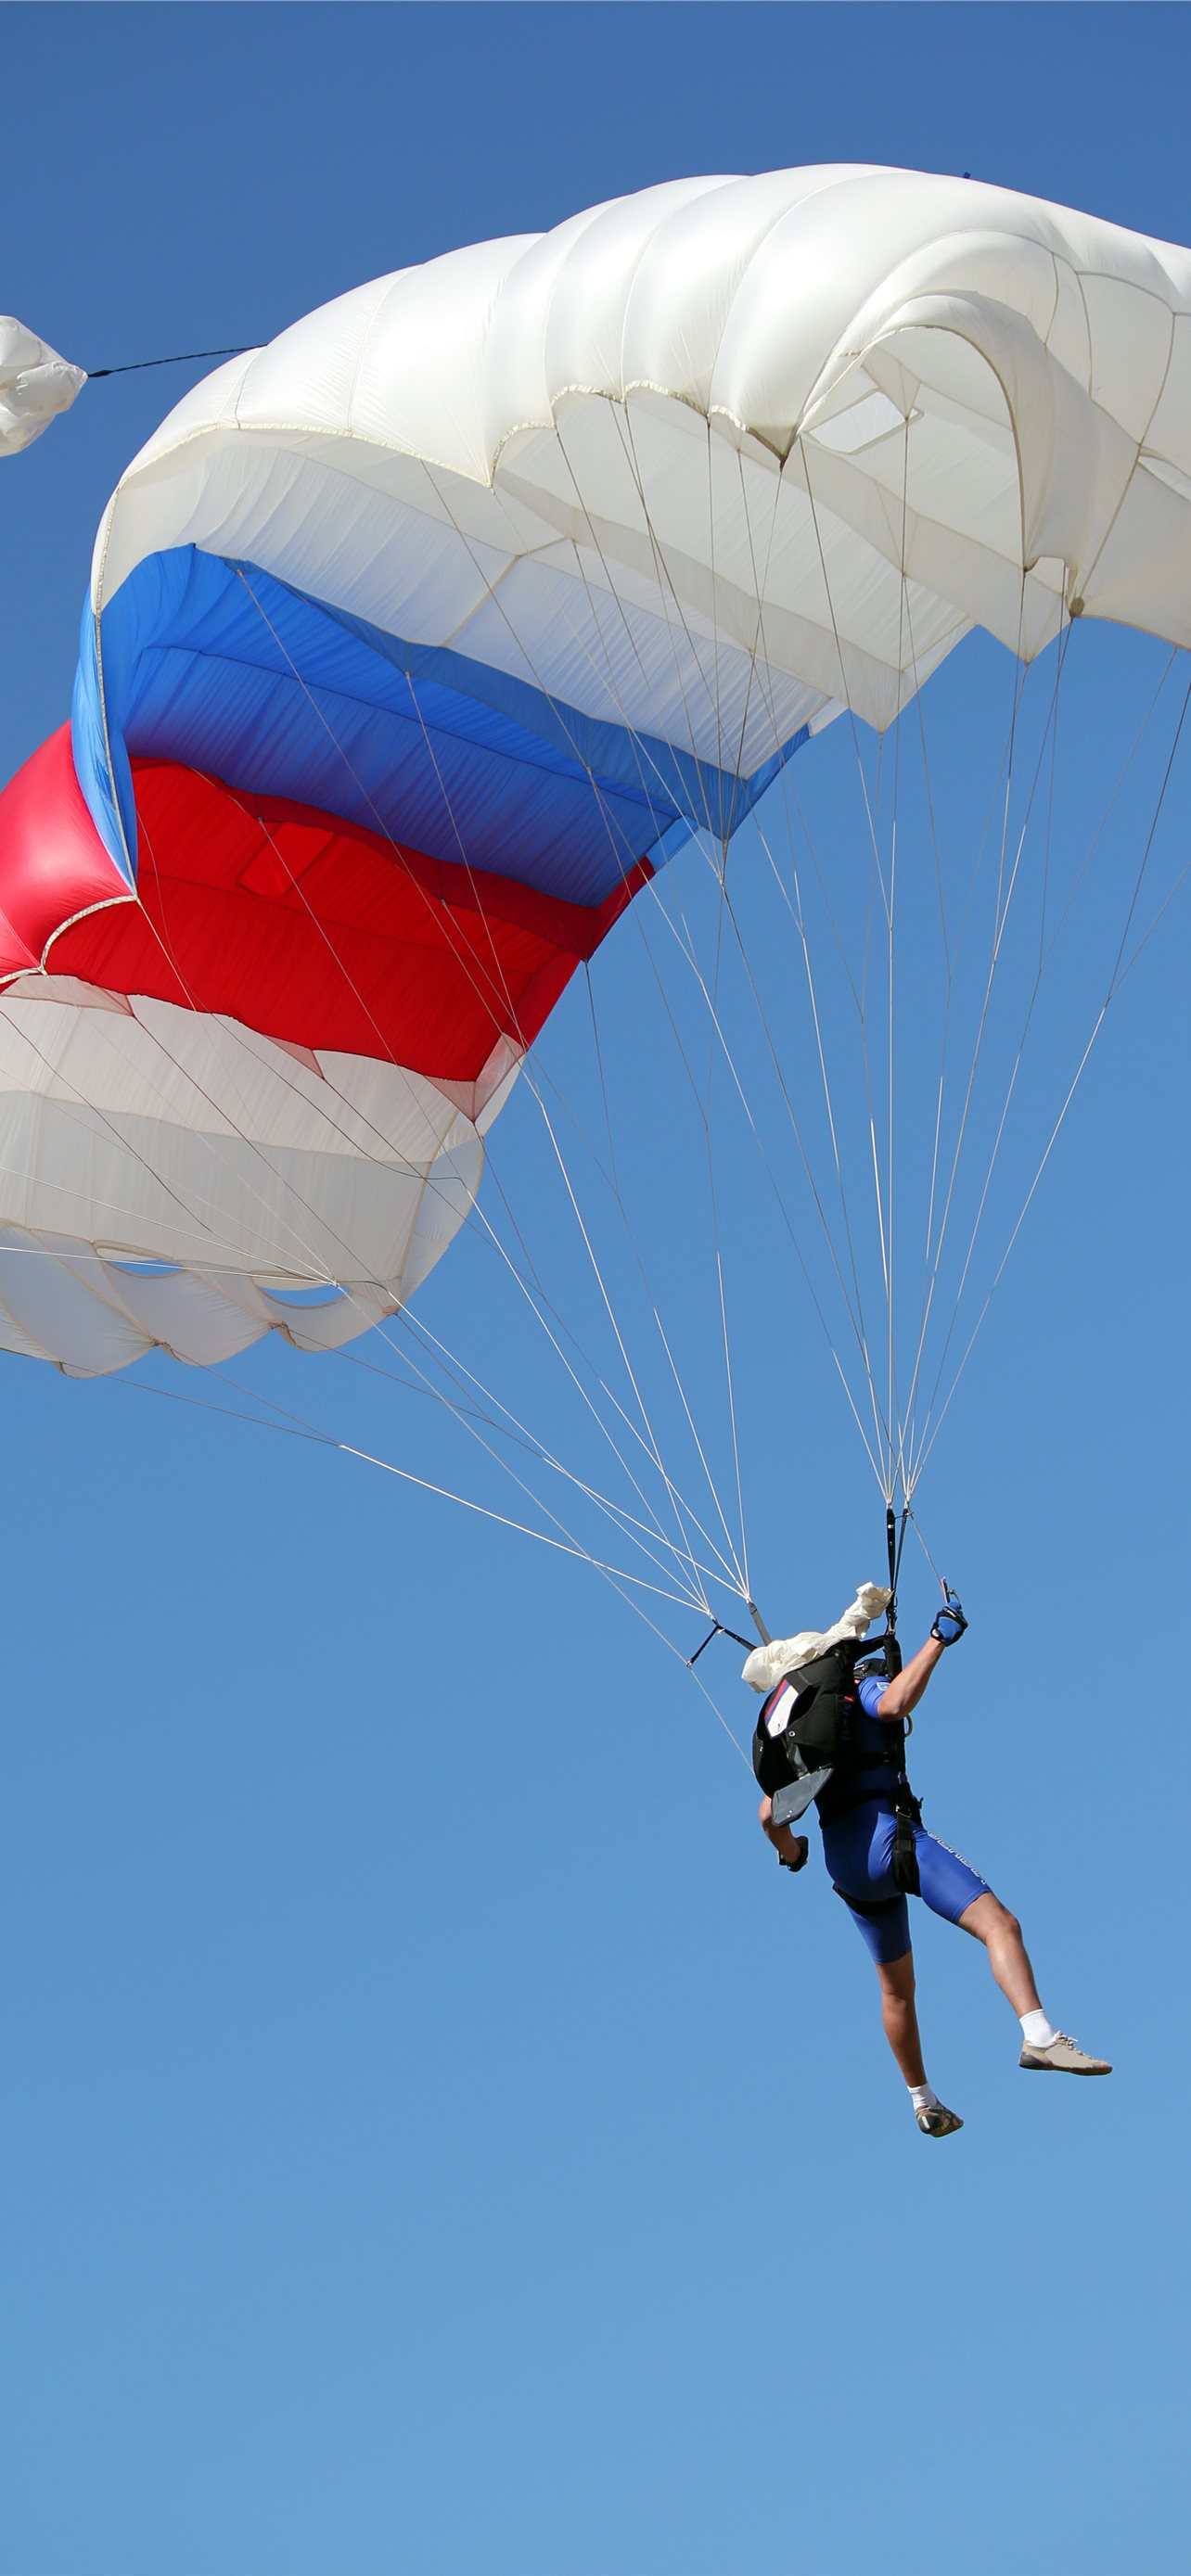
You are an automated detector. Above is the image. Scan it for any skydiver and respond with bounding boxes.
[747,1581,1111,2137]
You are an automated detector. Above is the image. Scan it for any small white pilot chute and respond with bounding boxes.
[0,318,84,456]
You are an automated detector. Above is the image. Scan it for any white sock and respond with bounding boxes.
[1020,2009,1057,2049]
[909,2082,939,2114]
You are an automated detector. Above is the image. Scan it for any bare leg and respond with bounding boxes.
[958,1891,1042,2016]
[757,1794,809,1872]
[875,1951,927,2086]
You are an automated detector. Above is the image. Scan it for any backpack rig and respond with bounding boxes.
[692,1509,924,1895]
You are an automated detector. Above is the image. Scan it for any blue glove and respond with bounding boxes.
[931,1585,967,1647]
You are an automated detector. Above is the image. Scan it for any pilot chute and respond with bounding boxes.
[0,318,84,456]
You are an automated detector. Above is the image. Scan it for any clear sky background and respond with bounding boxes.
[2,9,1189,2574]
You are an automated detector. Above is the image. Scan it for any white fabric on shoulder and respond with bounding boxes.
[741,1581,892,1694]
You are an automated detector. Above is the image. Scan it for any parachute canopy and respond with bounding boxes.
[2,165,1189,1376]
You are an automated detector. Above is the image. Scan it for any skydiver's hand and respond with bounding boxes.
[759,1795,809,1874]
[931,1586,967,1647]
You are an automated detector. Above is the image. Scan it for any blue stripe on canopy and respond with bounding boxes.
[73,550,808,904]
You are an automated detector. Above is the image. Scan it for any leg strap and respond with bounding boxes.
[891,1785,924,1895]
[832,1882,904,1918]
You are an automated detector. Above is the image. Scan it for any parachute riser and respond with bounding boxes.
[687,1600,770,1667]
[870,1504,911,1681]
[885,1503,911,1640]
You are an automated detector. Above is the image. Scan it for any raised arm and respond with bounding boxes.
[875,1635,944,1721]
[876,1586,967,1721]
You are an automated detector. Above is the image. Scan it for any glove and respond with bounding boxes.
[931,1586,967,1647]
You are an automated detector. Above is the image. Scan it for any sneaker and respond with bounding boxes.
[1018,2033,1112,2074]
[916,2103,964,2137]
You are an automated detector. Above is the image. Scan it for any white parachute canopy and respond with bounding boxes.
[95,166,1191,749]
[0,172,1187,1618]
[0,318,84,457]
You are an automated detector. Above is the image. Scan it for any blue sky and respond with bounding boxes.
[2,9,1188,2574]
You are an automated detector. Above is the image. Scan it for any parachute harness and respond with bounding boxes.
[691,1505,928,1894]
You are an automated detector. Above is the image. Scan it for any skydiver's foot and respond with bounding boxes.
[916,2102,964,2138]
[1019,2033,1112,2074]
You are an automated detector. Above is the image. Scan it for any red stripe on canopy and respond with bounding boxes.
[0,730,653,1081]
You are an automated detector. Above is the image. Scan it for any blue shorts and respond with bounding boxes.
[820,1800,992,1966]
